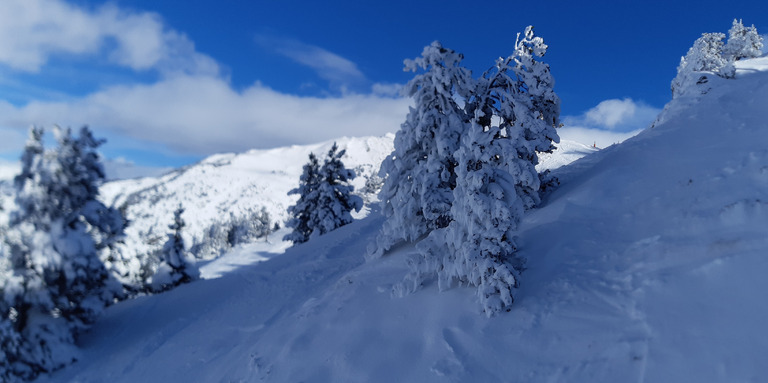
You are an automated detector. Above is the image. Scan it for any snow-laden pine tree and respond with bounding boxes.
[311,143,362,237]
[0,126,124,379]
[150,205,199,292]
[397,26,560,316]
[672,32,734,98]
[369,42,474,258]
[507,25,561,208]
[724,19,764,61]
[284,152,321,244]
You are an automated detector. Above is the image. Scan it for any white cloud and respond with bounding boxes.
[565,98,660,132]
[0,75,410,155]
[256,36,365,88]
[584,99,637,129]
[0,0,218,75]
[371,83,404,97]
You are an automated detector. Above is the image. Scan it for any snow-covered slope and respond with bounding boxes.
[39,56,768,382]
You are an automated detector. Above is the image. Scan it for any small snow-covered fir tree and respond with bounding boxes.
[672,32,734,98]
[311,143,362,237]
[284,152,321,244]
[724,19,764,60]
[370,41,474,258]
[0,126,124,379]
[150,205,198,292]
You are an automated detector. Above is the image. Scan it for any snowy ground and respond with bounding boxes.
[35,58,768,382]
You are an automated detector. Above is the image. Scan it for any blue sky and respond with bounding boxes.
[0,0,766,175]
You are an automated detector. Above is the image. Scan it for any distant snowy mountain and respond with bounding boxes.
[100,134,594,263]
[37,56,768,382]
[99,135,396,262]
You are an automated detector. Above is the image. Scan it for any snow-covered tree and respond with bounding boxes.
[724,19,764,60]
[396,26,560,316]
[150,205,198,292]
[284,152,321,244]
[672,32,734,98]
[285,144,362,244]
[370,41,474,258]
[311,143,362,237]
[505,25,561,208]
[0,126,124,379]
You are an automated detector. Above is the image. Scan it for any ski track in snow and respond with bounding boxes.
[35,57,768,382]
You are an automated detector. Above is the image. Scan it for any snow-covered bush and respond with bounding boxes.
[393,26,560,316]
[150,205,199,292]
[227,207,272,245]
[192,207,272,258]
[369,41,473,258]
[285,144,362,244]
[0,126,124,380]
[724,19,764,60]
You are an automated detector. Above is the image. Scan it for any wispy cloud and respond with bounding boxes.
[371,83,404,97]
[256,35,366,90]
[0,0,218,76]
